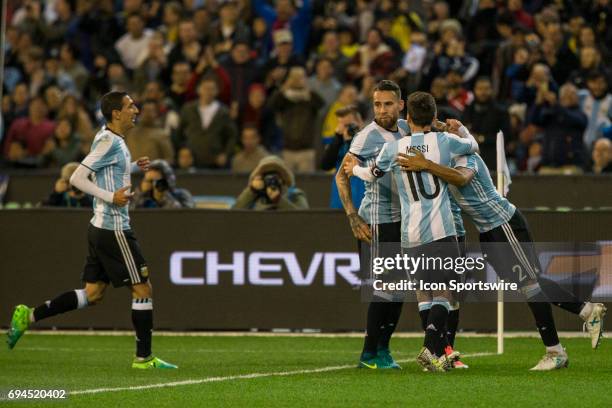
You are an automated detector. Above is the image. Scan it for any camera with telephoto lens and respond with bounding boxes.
[263,173,282,191]
[153,178,169,192]
[346,123,359,138]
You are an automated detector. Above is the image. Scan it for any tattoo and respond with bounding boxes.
[336,155,356,215]
[348,213,363,230]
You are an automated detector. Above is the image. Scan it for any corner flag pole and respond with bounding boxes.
[495,130,511,355]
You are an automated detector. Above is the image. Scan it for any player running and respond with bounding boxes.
[336,80,409,370]
[345,92,479,371]
[398,145,607,371]
[6,91,177,370]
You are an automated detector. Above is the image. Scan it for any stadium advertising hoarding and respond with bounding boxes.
[1,210,611,331]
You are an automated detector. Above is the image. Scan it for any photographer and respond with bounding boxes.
[43,162,93,208]
[321,106,365,209]
[233,156,309,210]
[132,159,195,209]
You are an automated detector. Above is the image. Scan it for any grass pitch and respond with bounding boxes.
[0,333,610,407]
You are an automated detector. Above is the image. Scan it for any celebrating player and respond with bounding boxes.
[345,92,479,371]
[6,91,177,370]
[335,80,410,370]
[398,141,607,370]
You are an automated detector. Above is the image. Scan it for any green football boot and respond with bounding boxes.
[357,352,394,369]
[132,356,178,369]
[377,347,402,369]
[7,305,33,350]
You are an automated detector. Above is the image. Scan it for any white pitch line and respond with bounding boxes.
[70,352,496,396]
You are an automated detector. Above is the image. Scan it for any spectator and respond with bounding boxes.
[393,31,428,95]
[160,2,183,48]
[568,46,607,90]
[309,30,350,82]
[347,27,398,82]
[132,159,195,208]
[262,29,304,90]
[57,94,95,153]
[115,13,153,71]
[43,162,93,207]
[168,61,194,110]
[208,0,251,56]
[446,68,474,112]
[43,85,63,120]
[4,97,56,167]
[268,66,325,173]
[307,57,341,108]
[177,76,238,168]
[239,83,278,151]
[126,100,175,164]
[321,105,365,210]
[233,155,309,210]
[58,43,88,94]
[462,77,511,168]
[320,84,362,144]
[141,81,180,139]
[430,77,461,120]
[41,118,83,168]
[2,83,30,133]
[132,31,169,91]
[529,83,587,174]
[176,147,196,173]
[231,125,270,173]
[220,41,259,110]
[516,63,558,107]
[578,70,612,151]
[21,47,47,98]
[253,0,312,56]
[168,19,203,70]
[591,138,612,174]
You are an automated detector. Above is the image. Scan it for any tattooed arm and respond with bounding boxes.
[335,153,372,243]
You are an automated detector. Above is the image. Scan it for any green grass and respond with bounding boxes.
[1,334,610,407]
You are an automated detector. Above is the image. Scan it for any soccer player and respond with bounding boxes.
[6,91,178,370]
[345,92,479,371]
[335,80,410,370]
[397,147,607,370]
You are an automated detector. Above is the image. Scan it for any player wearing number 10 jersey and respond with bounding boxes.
[348,92,479,371]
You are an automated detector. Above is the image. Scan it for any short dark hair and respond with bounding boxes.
[100,91,128,122]
[372,80,401,100]
[407,92,437,127]
[242,124,260,136]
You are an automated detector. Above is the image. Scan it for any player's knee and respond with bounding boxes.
[85,286,106,304]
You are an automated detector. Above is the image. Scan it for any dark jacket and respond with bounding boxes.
[462,100,512,169]
[267,90,325,150]
[177,101,238,168]
[529,103,588,167]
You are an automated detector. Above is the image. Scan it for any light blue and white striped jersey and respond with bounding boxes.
[450,195,465,237]
[349,119,410,225]
[81,127,132,230]
[449,153,516,233]
[374,131,477,247]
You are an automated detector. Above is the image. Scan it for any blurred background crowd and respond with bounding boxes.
[2,0,611,178]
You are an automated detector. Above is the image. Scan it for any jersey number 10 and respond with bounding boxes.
[405,171,441,201]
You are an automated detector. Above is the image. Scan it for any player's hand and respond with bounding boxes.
[397,149,429,172]
[446,119,463,133]
[348,213,371,244]
[342,154,358,176]
[113,186,134,207]
[434,119,448,132]
[136,157,150,171]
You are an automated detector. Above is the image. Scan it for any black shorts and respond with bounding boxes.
[457,235,467,258]
[82,224,149,288]
[479,209,541,287]
[403,236,461,285]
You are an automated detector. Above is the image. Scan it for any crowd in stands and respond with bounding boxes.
[2,0,612,176]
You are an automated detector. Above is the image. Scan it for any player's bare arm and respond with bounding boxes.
[335,154,372,244]
[397,149,475,187]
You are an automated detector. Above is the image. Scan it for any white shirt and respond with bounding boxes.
[198,101,220,129]
[115,29,153,70]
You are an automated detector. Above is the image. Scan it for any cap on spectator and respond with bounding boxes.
[274,29,293,45]
[248,83,266,94]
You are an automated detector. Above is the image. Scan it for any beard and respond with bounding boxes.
[375,115,398,130]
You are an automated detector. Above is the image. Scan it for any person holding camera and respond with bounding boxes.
[321,105,365,209]
[43,162,93,207]
[132,159,194,209]
[233,156,309,210]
